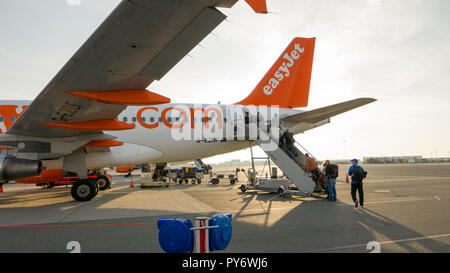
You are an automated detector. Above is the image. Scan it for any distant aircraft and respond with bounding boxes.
[0,0,375,201]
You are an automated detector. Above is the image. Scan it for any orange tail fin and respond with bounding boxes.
[236,37,316,108]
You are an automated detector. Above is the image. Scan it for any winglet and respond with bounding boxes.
[245,0,268,14]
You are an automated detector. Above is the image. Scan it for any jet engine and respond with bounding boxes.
[0,155,42,182]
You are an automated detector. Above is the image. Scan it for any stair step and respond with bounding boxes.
[256,139,316,195]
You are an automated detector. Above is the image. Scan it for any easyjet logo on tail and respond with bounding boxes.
[235,37,315,108]
[263,43,305,96]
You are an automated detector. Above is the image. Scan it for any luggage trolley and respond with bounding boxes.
[209,169,239,185]
[178,166,204,184]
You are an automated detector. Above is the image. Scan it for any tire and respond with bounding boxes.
[184,179,188,184]
[191,179,196,184]
[229,178,236,185]
[278,187,287,198]
[197,179,202,184]
[277,187,284,195]
[240,185,247,193]
[211,178,219,185]
[178,179,183,184]
[96,175,111,191]
[71,179,98,202]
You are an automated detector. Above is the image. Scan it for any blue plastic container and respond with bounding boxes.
[209,213,232,251]
[157,218,193,253]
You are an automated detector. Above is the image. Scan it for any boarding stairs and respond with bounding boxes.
[255,129,317,196]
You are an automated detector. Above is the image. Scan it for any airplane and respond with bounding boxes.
[0,0,376,201]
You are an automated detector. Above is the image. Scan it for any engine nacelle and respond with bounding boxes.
[0,155,42,182]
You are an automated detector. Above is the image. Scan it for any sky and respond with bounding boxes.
[0,0,449,163]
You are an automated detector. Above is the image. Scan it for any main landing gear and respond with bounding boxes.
[96,175,112,191]
[70,171,112,201]
[71,178,99,202]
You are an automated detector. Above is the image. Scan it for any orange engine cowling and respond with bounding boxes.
[116,166,134,173]
[16,169,63,184]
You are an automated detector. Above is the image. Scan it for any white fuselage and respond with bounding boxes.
[104,103,302,165]
[1,101,319,169]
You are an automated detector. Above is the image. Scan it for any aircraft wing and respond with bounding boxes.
[7,0,238,138]
[282,98,377,126]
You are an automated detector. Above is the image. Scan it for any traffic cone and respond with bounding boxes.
[346,174,350,183]
[129,174,134,188]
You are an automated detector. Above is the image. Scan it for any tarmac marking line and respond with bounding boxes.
[0,222,157,229]
[338,196,450,206]
[361,177,450,183]
[323,233,450,251]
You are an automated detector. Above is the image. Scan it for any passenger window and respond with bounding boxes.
[10,116,15,122]
[141,117,146,122]
[132,117,137,123]
[149,117,155,123]
[123,117,128,122]
[0,116,4,122]
[167,117,172,123]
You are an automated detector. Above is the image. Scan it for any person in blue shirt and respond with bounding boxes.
[348,159,366,208]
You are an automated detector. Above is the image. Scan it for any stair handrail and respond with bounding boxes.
[279,127,319,162]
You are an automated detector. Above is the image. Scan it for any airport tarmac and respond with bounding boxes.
[0,163,449,253]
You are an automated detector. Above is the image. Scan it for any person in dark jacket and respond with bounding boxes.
[279,129,295,158]
[324,160,338,201]
[348,159,366,208]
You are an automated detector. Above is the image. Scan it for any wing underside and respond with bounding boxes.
[7,0,238,138]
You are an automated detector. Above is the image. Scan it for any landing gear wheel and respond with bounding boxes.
[229,178,236,185]
[240,184,247,193]
[197,179,202,184]
[96,175,111,191]
[184,178,188,184]
[71,179,98,202]
[191,179,196,184]
[277,187,287,198]
[211,178,219,185]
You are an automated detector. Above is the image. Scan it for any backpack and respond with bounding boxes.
[326,164,339,179]
[352,166,366,182]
